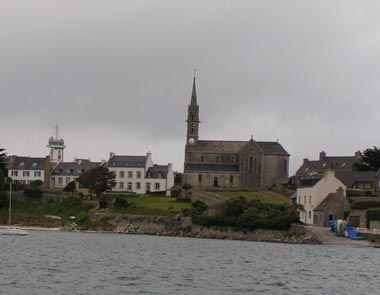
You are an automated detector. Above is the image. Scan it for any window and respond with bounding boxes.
[249,157,253,173]
[119,171,124,178]
[23,171,30,177]
[216,156,220,163]
[66,177,70,184]
[34,171,41,177]
[304,196,306,204]
[19,162,24,167]
[191,128,194,134]
[308,211,311,219]
[128,171,133,178]
[32,162,38,168]
[155,183,160,190]
[201,155,205,162]
[254,158,257,174]
[136,171,141,179]
[283,159,287,173]
[128,182,132,191]
[158,172,162,179]
[119,182,124,189]
[11,171,18,177]
[231,156,235,163]
[147,172,152,178]
[198,174,202,182]
[230,175,234,185]
[298,196,301,204]
[309,195,311,204]
[58,177,63,185]
[146,182,151,191]
[136,182,141,190]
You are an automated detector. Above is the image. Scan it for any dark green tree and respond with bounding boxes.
[0,147,7,178]
[174,171,183,185]
[354,146,380,171]
[63,181,76,196]
[78,166,116,197]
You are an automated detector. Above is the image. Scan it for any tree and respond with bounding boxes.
[174,171,183,185]
[354,146,380,171]
[63,181,76,196]
[78,166,116,197]
[0,147,7,177]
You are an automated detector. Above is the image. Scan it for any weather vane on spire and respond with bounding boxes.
[193,67,197,78]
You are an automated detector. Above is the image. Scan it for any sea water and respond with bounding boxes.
[1,231,380,295]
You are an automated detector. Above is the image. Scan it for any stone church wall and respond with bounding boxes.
[262,155,289,187]
[184,172,240,189]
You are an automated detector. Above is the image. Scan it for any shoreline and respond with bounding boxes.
[1,223,377,248]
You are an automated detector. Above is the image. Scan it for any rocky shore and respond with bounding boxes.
[89,213,321,244]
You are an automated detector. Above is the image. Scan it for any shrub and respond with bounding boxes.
[367,208,380,221]
[351,200,380,210]
[30,180,43,187]
[113,197,129,208]
[99,197,108,209]
[24,187,42,199]
[191,200,208,215]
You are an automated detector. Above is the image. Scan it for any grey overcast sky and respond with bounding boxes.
[1,0,379,174]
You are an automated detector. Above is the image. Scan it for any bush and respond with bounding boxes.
[351,199,380,210]
[24,187,42,199]
[191,200,208,215]
[30,180,43,187]
[367,208,380,221]
[113,197,129,208]
[99,197,108,209]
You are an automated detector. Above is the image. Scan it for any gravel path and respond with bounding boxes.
[306,226,373,247]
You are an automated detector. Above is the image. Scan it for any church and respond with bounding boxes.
[183,78,290,189]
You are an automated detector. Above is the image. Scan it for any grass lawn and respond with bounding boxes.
[111,197,192,216]
[216,191,291,205]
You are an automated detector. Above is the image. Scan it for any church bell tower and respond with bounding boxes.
[186,77,200,145]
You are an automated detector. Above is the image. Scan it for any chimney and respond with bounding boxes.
[319,151,326,161]
[303,158,309,164]
[109,152,115,159]
[336,186,345,198]
[355,150,361,159]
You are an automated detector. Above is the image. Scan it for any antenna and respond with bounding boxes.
[54,124,59,140]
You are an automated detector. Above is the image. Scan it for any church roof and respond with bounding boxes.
[186,140,289,155]
[185,163,240,172]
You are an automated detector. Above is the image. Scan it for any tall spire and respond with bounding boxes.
[190,76,197,106]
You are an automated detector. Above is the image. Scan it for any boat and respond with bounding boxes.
[0,180,28,236]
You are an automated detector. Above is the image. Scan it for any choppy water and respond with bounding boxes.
[1,231,380,295]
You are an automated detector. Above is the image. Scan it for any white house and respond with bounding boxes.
[7,156,50,185]
[296,170,346,225]
[108,152,174,196]
[49,159,102,189]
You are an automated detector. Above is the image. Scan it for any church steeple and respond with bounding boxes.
[186,76,200,145]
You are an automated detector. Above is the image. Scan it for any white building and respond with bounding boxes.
[7,156,49,185]
[296,170,346,225]
[49,159,102,189]
[108,152,174,196]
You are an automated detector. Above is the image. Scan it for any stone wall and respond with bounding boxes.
[91,213,319,244]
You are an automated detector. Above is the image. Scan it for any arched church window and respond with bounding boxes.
[283,159,287,173]
[191,114,195,120]
[254,158,257,174]
[200,155,205,162]
[191,128,194,134]
[198,174,202,182]
[249,157,253,173]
